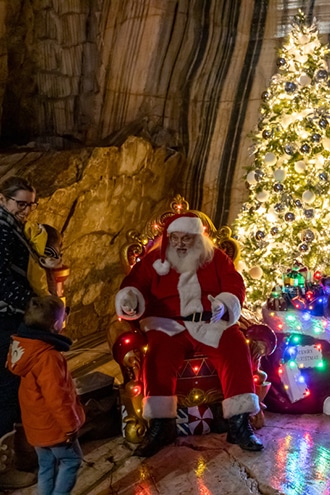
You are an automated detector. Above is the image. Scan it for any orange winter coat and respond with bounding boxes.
[7,326,85,447]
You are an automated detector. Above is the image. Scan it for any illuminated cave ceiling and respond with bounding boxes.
[0,0,329,224]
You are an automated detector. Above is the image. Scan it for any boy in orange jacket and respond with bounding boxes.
[7,295,85,495]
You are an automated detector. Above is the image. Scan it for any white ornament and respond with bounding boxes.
[246,171,257,185]
[273,169,286,181]
[323,397,330,415]
[249,266,263,280]
[256,191,269,202]
[266,206,278,222]
[294,161,306,173]
[295,53,308,64]
[298,73,311,86]
[298,34,310,45]
[302,190,315,204]
[237,260,247,273]
[264,152,277,166]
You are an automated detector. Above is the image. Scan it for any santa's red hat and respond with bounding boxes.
[153,212,204,275]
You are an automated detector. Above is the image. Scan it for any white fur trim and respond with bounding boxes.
[115,287,145,320]
[167,217,203,235]
[140,316,185,335]
[153,258,170,275]
[222,393,260,418]
[185,321,228,348]
[142,396,178,419]
[178,272,203,315]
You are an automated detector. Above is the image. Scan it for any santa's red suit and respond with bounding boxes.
[116,218,260,422]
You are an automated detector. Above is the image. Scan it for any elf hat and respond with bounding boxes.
[153,213,204,275]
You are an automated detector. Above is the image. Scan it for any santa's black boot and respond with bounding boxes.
[133,418,177,457]
[227,413,264,451]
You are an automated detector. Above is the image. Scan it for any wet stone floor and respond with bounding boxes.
[7,411,330,495]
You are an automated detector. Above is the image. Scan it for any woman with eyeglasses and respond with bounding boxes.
[0,175,40,489]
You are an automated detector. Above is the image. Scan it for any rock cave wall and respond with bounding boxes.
[0,137,185,339]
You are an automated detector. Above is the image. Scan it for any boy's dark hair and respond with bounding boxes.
[24,295,64,331]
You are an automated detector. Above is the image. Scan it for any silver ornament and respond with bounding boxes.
[255,169,264,180]
[255,230,265,240]
[299,243,309,252]
[284,144,295,155]
[262,129,272,139]
[285,82,297,93]
[284,212,295,222]
[277,58,286,68]
[300,143,310,154]
[270,227,279,235]
[304,209,314,218]
[319,118,328,128]
[312,133,321,142]
[315,69,328,82]
[301,229,315,242]
[273,183,284,192]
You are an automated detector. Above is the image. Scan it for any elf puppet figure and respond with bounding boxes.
[116,212,263,457]
[24,222,63,296]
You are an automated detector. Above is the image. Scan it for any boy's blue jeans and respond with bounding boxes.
[35,439,83,495]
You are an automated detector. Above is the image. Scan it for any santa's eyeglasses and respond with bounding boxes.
[168,233,195,246]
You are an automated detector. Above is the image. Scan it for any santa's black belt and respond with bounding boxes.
[174,311,212,322]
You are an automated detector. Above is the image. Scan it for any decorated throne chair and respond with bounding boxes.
[110,195,277,443]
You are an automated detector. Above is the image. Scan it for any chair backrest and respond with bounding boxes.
[120,194,241,274]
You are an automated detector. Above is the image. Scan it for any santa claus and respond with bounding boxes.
[116,212,263,456]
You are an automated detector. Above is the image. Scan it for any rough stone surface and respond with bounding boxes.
[1,1,329,225]
[0,138,185,340]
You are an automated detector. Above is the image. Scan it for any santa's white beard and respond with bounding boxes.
[167,245,202,273]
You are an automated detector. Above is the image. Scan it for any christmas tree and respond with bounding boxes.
[232,10,330,311]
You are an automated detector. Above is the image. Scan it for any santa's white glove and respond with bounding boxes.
[121,289,138,316]
[208,295,225,323]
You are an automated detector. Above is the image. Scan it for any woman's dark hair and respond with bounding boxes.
[0,176,36,198]
[24,295,64,331]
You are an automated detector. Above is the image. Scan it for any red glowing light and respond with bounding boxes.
[304,389,311,396]
[124,338,131,344]
[278,323,283,329]
[314,271,322,280]
[278,367,283,374]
